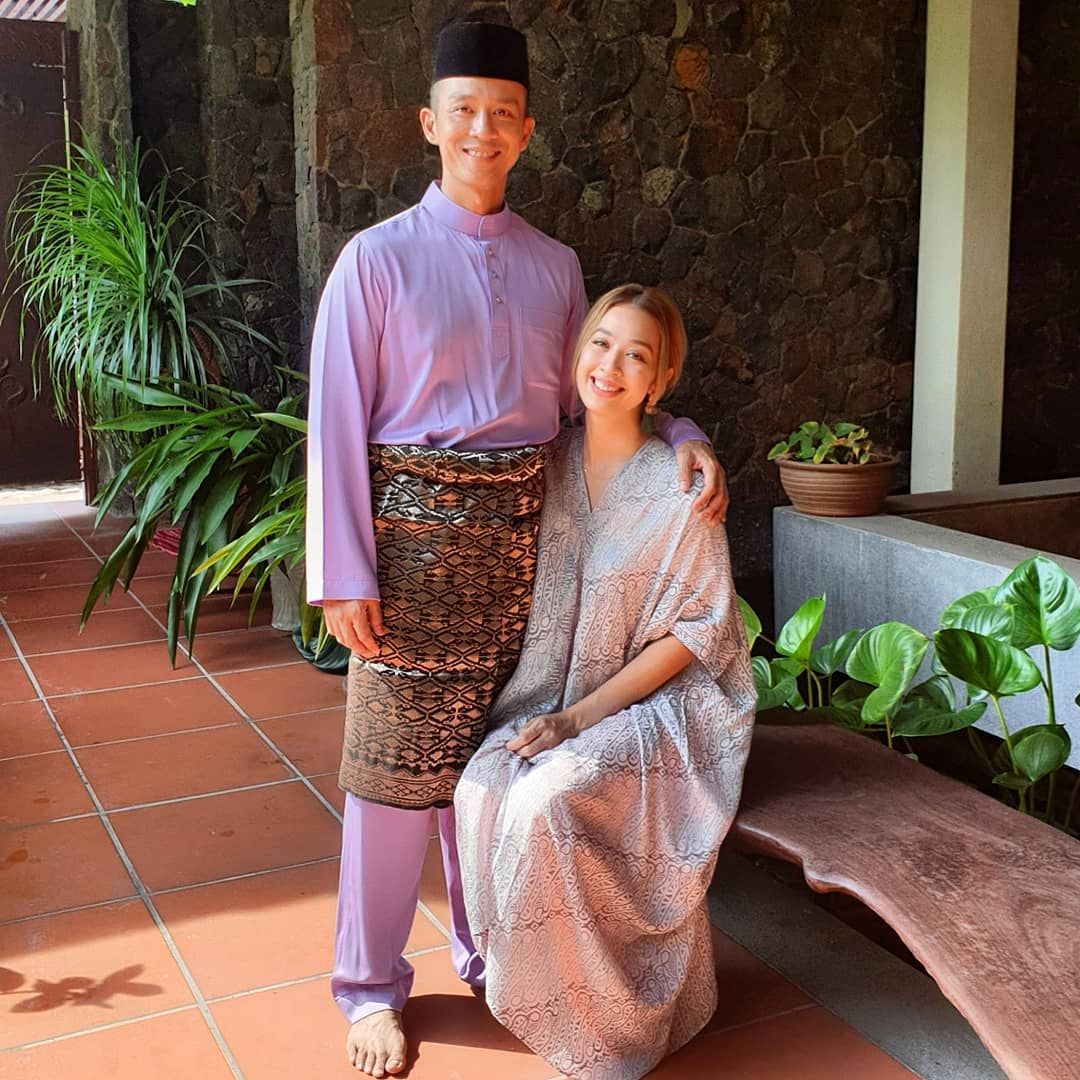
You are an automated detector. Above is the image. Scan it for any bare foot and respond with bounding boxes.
[346,1010,407,1077]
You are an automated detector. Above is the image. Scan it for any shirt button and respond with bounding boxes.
[490,270,499,279]
[487,248,496,258]
[495,296,504,304]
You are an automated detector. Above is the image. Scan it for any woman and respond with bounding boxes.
[454,284,756,1079]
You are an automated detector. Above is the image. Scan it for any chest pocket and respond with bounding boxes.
[520,305,566,391]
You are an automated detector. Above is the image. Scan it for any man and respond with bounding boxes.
[306,21,727,1079]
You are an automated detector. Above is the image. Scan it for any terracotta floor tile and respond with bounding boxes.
[0,658,36,704]
[311,773,346,815]
[10,607,164,656]
[0,1008,234,1079]
[149,593,273,635]
[50,678,239,746]
[111,782,341,892]
[0,518,74,542]
[0,817,134,922]
[154,859,437,1000]
[190,626,303,673]
[0,582,138,620]
[216,663,346,719]
[258,709,346,776]
[0,557,102,591]
[127,574,179,606]
[28,641,197,696]
[0,535,90,565]
[0,700,61,758]
[707,926,812,1030]
[77,725,290,809]
[131,550,179,577]
[649,1004,915,1079]
[0,900,195,1048]
[212,947,552,1080]
[0,631,14,660]
[0,751,94,827]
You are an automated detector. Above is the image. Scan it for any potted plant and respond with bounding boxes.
[738,552,1080,834]
[3,139,271,470]
[767,420,896,517]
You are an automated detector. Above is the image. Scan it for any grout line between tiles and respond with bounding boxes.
[151,854,341,896]
[0,893,142,929]
[102,777,302,817]
[0,609,245,1080]
[709,1001,820,1037]
[0,1003,200,1056]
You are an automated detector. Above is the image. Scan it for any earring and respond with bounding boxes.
[644,397,659,415]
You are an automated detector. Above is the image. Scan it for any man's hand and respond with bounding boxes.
[506,710,581,759]
[675,439,728,526]
[323,598,386,659]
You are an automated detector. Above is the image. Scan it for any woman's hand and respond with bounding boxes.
[506,710,582,759]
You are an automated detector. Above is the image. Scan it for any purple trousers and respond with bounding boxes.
[331,793,485,1023]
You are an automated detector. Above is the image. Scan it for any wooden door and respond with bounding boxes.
[0,18,81,486]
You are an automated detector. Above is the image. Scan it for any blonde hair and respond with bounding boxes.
[573,284,688,409]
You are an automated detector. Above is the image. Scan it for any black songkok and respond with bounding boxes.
[433,22,530,91]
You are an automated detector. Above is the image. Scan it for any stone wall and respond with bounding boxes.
[1001,0,1080,484]
[293,0,925,575]
[126,0,301,380]
[129,0,203,191]
[67,0,133,158]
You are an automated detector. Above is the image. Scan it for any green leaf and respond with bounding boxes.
[810,629,862,676]
[1012,724,1071,782]
[993,772,1033,792]
[776,596,826,664]
[940,588,1014,642]
[832,679,873,706]
[751,656,798,711]
[228,428,260,459]
[736,595,762,651]
[845,622,929,725]
[767,440,789,460]
[804,704,867,730]
[904,674,956,711]
[933,628,1042,697]
[254,411,308,434]
[891,700,986,737]
[995,555,1080,651]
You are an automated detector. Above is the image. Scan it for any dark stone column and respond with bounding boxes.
[67,0,133,158]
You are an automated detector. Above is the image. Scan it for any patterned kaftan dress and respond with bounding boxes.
[454,428,756,1080]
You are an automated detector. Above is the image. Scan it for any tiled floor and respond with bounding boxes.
[0,498,916,1079]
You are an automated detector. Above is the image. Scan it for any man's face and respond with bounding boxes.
[420,77,534,198]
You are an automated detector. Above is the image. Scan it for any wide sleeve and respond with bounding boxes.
[558,255,588,423]
[636,489,751,690]
[305,238,384,605]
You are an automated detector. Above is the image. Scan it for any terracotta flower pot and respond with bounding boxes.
[775,456,896,517]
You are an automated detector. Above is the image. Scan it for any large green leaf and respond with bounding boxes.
[939,588,1014,642]
[1012,724,1071,782]
[904,674,956,711]
[995,555,1080,651]
[736,596,762,651]
[751,656,798,712]
[810,629,862,676]
[845,622,929,725]
[933,629,1042,697]
[776,596,826,664]
[891,699,985,737]
[803,704,866,730]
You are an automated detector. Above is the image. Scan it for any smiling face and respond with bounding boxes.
[420,76,534,209]
[575,303,671,418]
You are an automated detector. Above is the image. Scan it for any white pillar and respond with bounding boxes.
[910,0,1019,493]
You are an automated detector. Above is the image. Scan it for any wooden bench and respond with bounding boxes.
[730,723,1080,1080]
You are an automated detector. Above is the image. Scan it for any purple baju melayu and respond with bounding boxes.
[306,182,705,1023]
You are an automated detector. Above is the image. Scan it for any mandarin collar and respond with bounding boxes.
[420,182,512,239]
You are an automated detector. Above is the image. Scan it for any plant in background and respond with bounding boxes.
[85,371,308,662]
[4,139,269,444]
[740,554,1080,833]
[767,421,876,465]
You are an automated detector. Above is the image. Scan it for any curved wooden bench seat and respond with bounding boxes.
[730,723,1080,1080]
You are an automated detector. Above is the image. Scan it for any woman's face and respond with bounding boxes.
[576,304,666,418]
